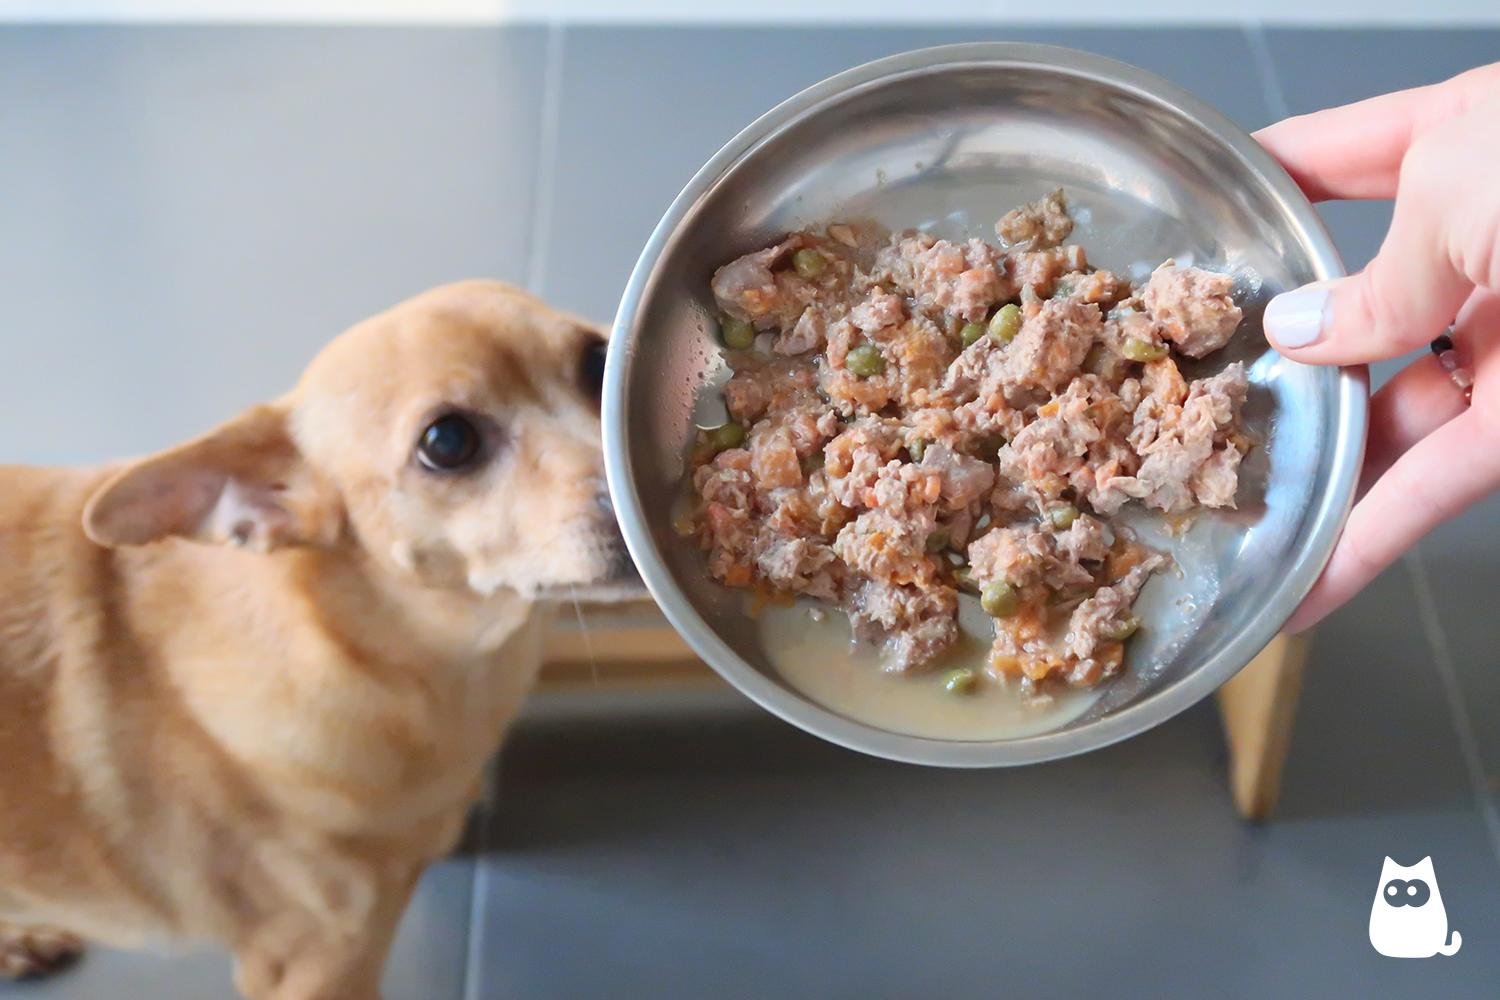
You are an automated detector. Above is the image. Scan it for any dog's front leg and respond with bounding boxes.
[0,920,84,979]
[231,869,420,1000]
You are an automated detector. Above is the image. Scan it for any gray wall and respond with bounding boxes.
[0,25,545,466]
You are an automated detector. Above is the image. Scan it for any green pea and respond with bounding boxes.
[721,315,756,350]
[845,343,885,377]
[708,422,746,452]
[1102,616,1141,642]
[908,438,927,463]
[925,528,949,553]
[959,322,986,347]
[988,303,1022,343]
[792,248,827,280]
[1122,337,1169,362]
[1048,503,1080,531]
[942,668,979,695]
[980,580,1020,617]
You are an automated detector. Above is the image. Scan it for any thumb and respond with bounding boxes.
[1264,140,1476,365]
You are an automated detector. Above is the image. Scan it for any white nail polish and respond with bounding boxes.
[1264,285,1331,349]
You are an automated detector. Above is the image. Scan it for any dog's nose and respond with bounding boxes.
[593,481,614,518]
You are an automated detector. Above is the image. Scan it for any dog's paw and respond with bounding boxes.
[0,923,84,980]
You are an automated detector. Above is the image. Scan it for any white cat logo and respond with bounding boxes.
[1368,856,1462,958]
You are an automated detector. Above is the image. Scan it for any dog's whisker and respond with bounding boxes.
[567,583,600,687]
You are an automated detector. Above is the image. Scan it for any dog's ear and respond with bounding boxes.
[83,404,343,551]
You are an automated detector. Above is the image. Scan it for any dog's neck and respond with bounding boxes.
[286,544,539,669]
[98,537,547,840]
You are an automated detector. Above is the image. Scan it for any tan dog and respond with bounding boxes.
[0,281,632,998]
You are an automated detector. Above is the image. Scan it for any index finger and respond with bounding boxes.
[1253,62,1500,203]
[1254,86,1434,202]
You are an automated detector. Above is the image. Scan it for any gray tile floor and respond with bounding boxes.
[2,23,1498,1000]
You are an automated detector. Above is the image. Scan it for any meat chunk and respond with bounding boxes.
[952,394,1029,449]
[938,335,1001,403]
[996,375,1137,514]
[940,297,1101,406]
[1002,298,1103,394]
[966,526,1049,588]
[1056,268,1126,307]
[996,189,1074,249]
[1143,261,1242,358]
[834,506,937,588]
[710,235,805,328]
[748,424,801,491]
[1056,514,1115,564]
[850,288,906,333]
[712,233,862,339]
[721,356,821,425]
[881,314,957,409]
[1011,245,1087,298]
[721,373,768,424]
[775,306,827,355]
[782,405,841,458]
[1190,443,1242,508]
[848,580,959,672]
[1115,362,1249,513]
[873,234,1012,323]
[823,418,905,507]
[919,442,996,508]
[965,523,1095,591]
[767,473,850,540]
[1065,556,1166,685]
[692,452,757,586]
[755,536,840,601]
[868,459,944,516]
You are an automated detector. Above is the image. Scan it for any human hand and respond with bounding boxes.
[1256,63,1500,632]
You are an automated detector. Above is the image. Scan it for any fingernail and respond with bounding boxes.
[1264,283,1331,349]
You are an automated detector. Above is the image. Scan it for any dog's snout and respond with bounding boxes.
[593,481,615,518]
[605,536,635,582]
[600,530,643,597]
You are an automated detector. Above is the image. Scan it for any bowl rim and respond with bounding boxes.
[603,41,1367,768]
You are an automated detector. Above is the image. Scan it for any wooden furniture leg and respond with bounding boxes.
[541,603,1311,822]
[1215,632,1311,822]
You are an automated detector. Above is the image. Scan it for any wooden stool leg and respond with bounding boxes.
[1216,632,1311,822]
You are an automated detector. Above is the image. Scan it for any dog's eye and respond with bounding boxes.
[579,337,607,404]
[418,414,482,472]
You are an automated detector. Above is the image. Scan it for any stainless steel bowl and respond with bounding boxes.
[603,43,1366,767]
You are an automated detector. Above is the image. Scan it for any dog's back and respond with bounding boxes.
[0,464,108,820]
[0,466,170,938]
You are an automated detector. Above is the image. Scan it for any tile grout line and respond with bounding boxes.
[1405,548,1500,878]
[462,22,567,999]
[460,760,497,1000]
[523,20,566,296]
[1242,22,1291,121]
